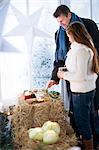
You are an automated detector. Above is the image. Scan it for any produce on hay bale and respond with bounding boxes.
[24,90,36,99]
[19,94,25,100]
[13,92,77,149]
[43,130,59,144]
[67,146,81,150]
[25,98,37,104]
[28,127,43,141]
[48,91,60,99]
[19,90,37,104]
[28,121,60,144]
[42,121,60,135]
[19,89,50,104]
[32,88,38,93]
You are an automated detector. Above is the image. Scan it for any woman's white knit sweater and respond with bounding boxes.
[63,41,97,93]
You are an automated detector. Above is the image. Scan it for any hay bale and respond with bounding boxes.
[49,100,66,134]
[33,101,51,127]
[12,101,34,129]
[12,101,35,149]
[12,94,77,150]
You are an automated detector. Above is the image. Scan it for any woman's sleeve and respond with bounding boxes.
[63,49,89,82]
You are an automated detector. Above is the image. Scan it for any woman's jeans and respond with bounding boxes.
[72,90,95,140]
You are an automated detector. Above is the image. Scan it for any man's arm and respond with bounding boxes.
[82,18,99,55]
[46,27,68,88]
[51,60,65,82]
[51,27,69,82]
[46,60,65,89]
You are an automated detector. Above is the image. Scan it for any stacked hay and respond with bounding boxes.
[50,100,66,134]
[12,93,77,150]
[32,101,51,127]
[12,100,34,149]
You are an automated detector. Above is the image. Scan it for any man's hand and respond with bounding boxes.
[46,80,59,88]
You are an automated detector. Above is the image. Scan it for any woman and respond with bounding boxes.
[57,21,99,150]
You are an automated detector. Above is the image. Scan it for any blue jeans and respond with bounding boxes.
[72,90,95,140]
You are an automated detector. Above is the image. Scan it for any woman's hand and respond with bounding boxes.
[57,71,64,79]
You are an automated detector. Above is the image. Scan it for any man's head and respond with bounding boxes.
[53,5,71,29]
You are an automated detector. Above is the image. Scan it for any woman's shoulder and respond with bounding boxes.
[71,41,86,48]
[71,42,93,58]
[71,42,93,52]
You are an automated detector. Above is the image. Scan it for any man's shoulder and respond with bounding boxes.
[81,18,99,33]
[81,18,97,26]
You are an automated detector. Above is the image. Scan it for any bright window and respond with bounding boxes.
[0,0,59,107]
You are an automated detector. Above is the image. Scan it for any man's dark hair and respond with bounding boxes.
[53,5,70,18]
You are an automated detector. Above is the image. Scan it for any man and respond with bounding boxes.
[46,5,99,149]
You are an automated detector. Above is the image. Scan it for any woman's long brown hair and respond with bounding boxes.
[66,21,99,74]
